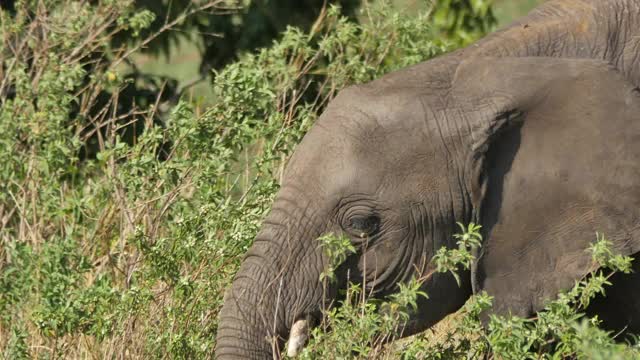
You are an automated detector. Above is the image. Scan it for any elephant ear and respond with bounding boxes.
[452,57,640,318]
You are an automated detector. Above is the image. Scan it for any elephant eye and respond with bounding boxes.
[348,215,380,238]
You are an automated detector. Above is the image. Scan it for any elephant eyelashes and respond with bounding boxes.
[347,215,380,238]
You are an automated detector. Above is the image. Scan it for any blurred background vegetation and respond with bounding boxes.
[121,0,544,106]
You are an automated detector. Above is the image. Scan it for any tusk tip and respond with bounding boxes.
[286,319,310,357]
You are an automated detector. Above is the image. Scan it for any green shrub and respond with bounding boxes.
[303,231,639,359]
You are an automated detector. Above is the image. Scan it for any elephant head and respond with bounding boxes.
[214,55,640,359]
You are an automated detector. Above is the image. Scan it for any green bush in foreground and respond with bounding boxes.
[1,0,637,358]
[300,229,640,359]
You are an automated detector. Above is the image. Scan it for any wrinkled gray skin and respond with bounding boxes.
[216,1,640,358]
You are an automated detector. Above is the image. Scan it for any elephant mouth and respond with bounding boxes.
[283,242,414,356]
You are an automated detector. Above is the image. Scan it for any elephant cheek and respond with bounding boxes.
[358,241,402,288]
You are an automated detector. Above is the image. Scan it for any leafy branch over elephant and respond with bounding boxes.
[215,0,640,358]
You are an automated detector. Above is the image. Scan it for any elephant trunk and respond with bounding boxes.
[215,195,328,359]
[215,247,283,359]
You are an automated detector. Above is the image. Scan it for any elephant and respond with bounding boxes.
[215,0,640,358]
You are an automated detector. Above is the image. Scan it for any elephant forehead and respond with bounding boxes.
[317,139,450,202]
[284,88,453,198]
